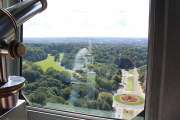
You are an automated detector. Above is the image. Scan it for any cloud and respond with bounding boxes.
[116,10,127,13]
[117,19,127,27]
[24,0,149,38]
[74,10,86,13]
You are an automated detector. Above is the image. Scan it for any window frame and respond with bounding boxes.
[2,0,171,119]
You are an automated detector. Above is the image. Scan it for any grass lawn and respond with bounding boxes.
[126,77,134,91]
[43,54,54,62]
[59,53,64,60]
[114,94,145,105]
[123,109,134,119]
[129,69,134,74]
[35,53,70,73]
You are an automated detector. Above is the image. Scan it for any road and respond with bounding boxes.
[113,68,145,119]
[133,69,139,93]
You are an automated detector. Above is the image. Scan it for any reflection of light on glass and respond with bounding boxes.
[69,46,97,106]
[86,72,96,100]
[69,48,90,105]
[73,48,89,72]
[69,85,78,106]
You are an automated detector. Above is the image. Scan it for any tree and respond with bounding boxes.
[51,50,59,56]
[99,92,113,108]
[112,74,122,83]
[59,87,71,100]
[87,64,94,69]
[26,83,36,91]
[32,64,44,74]
[106,72,111,80]
[102,102,111,111]
[125,65,129,71]
[89,100,97,109]
[114,57,134,69]
[55,96,65,104]
[54,53,59,62]
[35,92,46,105]
[134,60,139,68]
[22,70,40,83]
[58,71,71,82]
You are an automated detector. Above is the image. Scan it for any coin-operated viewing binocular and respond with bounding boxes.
[0,0,47,115]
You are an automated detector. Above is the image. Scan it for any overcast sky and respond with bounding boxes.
[24,0,149,38]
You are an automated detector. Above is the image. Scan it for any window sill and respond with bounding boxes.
[27,106,144,120]
[27,106,115,120]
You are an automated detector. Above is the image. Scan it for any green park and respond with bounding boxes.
[129,69,134,74]
[22,41,147,113]
[35,53,70,73]
[126,77,134,91]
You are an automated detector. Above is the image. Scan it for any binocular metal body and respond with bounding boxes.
[0,0,47,115]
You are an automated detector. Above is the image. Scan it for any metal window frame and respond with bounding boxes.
[2,0,172,119]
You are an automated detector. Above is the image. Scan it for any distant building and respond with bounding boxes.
[75,70,84,74]
[88,71,96,74]
[85,53,92,57]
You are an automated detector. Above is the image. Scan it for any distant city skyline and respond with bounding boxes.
[24,0,149,38]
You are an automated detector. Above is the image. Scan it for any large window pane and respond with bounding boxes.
[22,0,149,119]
